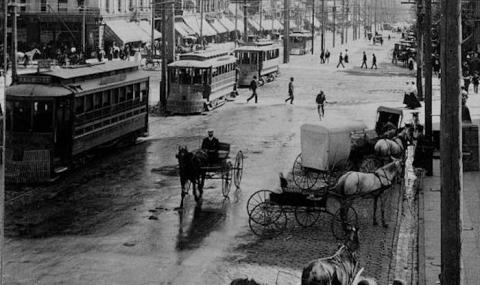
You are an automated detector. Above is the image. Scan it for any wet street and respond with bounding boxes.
[5,34,417,284]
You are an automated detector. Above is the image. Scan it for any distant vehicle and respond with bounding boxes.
[5,61,150,183]
[167,49,237,114]
[289,32,313,55]
[234,40,281,86]
[373,34,383,44]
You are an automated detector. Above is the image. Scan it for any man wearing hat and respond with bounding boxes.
[202,129,220,164]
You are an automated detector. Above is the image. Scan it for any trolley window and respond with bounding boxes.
[33,101,53,132]
[75,97,84,114]
[102,90,111,107]
[94,93,102,109]
[126,85,133,101]
[85,94,93,112]
[12,100,32,132]
[119,87,126,102]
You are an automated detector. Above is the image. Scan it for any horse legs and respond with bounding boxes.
[380,194,389,228]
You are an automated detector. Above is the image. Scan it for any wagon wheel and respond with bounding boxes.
[292,153,320,190]
[294,206,322,227]
[222,162,233,198]
[234,151,244,188]
[321,159,354,186]
[331,205,359,240]
[359,157,381,173]
[249,202,287,238]
[247,189,274,217]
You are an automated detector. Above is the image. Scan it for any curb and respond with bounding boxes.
[417,181,426,285]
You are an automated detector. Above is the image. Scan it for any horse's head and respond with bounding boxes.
[176,145,191,165]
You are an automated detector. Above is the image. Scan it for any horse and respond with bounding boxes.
[301,226,360,285]
[374,138,404,159]
[175,146,208,208]
[334,159,404,227]
[17,48,41,66]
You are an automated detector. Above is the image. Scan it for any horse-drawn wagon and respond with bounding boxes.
[176,143,243,208]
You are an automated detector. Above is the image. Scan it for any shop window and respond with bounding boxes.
[12,101,31,132]
[33,101,53,132]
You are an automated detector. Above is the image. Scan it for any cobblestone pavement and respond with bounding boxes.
[5,33,415,285]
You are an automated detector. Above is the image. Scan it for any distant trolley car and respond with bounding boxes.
[167,50,237,114]
[289,32,313,55]
[234,41,281,86]
[5,61,150,183]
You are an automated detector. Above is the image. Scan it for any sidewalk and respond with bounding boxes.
[420,158,480,285]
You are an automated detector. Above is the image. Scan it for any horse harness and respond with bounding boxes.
[374,168,394,192]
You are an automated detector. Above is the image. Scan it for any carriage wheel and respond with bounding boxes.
[294,206,322,227]
[359,157,381,173]
[292,153,320,190]
[247,189,274,217]
[222,162,233,198]
[234,151,244,188]
[331,205,359,240]
[249,202,287,238]
[321,159,353,186]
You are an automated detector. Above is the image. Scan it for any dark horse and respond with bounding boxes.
[176,146,208,208]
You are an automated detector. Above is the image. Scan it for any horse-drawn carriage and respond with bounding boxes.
[176,142,244,208]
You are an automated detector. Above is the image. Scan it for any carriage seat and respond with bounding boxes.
[217,142,230,160]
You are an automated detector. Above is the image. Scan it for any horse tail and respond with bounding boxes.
[374,139,389,157]
[335,171,352,195]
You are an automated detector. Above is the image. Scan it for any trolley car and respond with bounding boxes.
[5,61,150,183]
[289,32,313,55]
[234,41,281,86]
[167,50,237,114]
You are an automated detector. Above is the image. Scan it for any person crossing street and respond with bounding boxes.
[337,52,345,68]
[361,51,368,68]
[247,76,258,103]
[285,77,295,104]
[316,91,327,120]
[371,53,377,69]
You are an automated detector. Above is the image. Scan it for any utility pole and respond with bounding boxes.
[200,0,204,48]
[333,1,336,47]
[82,5,86,53]
[151,1,155,57]
[259,0,263,36]
[416,0,424,100]
[10,0,17,83]
[235,2,238,45]
[345,0,348,43]
[440,0,462,283]
[363,0,367,38]
[374,0,377,34]
[243,0,247,42]
[424,0,433,176]
[311,0,315,54]
[321,0,325,51]
[341,0,344,44]
[3,0,8,81]
[161,0,167,110]
[283,0,290,63]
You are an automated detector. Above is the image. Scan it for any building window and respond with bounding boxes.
[40,0,47,12]
[58,0,68,12]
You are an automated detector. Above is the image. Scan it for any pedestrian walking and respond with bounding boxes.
[247,76,258,103]
[361,51,368,68]
[325,50,330,63]
[433,57,440,77]
[316,91,327,120]
[320,50,325,64]
[285,77,294,104]
[337,52,345,68]
[371,53,377,69]
[344,50,349,64]
[462,90,472,123]
[473,71,479,93]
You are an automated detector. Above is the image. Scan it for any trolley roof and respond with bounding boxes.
[289,32,313,38]
[179,50,230,61]
[33,61,139,80]
[168,55,237,69]
[234,44,281,52]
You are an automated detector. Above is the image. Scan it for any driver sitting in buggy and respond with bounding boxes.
[202,129,220,164]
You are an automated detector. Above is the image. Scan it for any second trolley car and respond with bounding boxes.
[5,61,150,183]
[167,50,237,114]
[234,41,281,86]
[289,32,313,55]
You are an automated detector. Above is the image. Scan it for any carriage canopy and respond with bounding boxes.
[301,121,367,171]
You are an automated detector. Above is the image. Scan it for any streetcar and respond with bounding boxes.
[289,32,313,55]
[5,61,150,183]
[234,40,281,86]
[167,50,237,114]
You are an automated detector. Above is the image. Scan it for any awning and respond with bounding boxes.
[208,19,228,34]
[248,19,260,31]
[218,17,236,32]
[175,21,196,37]
[138,20,162,40]
[183,16,217,37]
[105,20,151,45]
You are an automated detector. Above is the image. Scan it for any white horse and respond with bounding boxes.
[334,159,404,227]
[17,48,42,65]
[374,137,404,158]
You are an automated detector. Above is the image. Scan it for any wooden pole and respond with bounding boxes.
[150,2,155,57]
[440,0,462,283]
[160,0,167,109]
[3,0,8,79]
[341,0,344,44]
[235,2,238,45]
[311,0,315,54]
[82,5,86,53]
[321,0,324,51]
[200,0,204,47]
[11,0,17,84]
[424,0,433,176]
[333,1,336,47]
[283,0,290,63]
[416,0,423,100]
[345,0,348,43]
[243,0,247,42]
